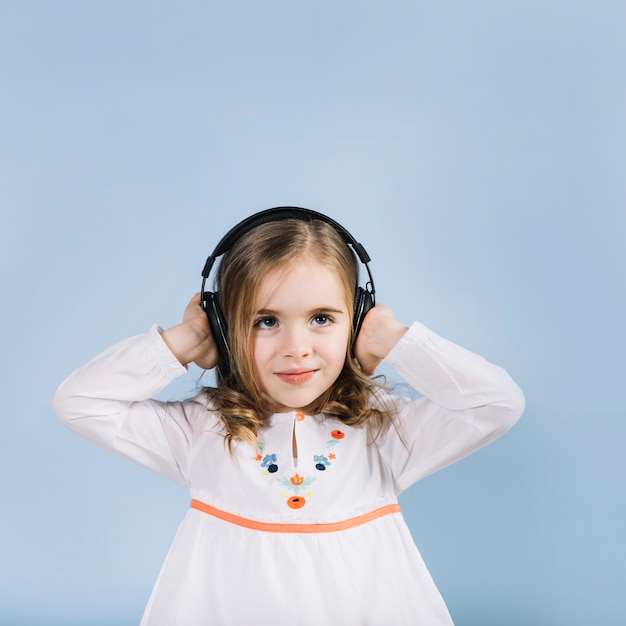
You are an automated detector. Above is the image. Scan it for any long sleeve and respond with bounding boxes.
[51,325,207,486]
[378,321,525,493]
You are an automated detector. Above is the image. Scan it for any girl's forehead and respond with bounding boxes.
[262,255,329,283]
[255,258,350,309]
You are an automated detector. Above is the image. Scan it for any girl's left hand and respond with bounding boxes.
[353,304,408,375]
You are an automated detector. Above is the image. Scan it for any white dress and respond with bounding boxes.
[52,322,525,625]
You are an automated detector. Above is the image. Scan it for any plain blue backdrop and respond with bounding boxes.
[1,2,625,624]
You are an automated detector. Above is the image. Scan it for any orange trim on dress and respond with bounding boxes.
[190,499,402,534]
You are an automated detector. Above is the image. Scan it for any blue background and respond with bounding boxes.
[1,1,625,624]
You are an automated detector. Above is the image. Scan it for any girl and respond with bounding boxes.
[52,207,524,625]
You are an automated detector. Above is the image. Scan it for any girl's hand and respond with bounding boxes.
[353,304,408,375]
[161,294,220,369]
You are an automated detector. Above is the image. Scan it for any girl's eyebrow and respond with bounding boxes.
[311,308,345,315]
[254,307,346,316]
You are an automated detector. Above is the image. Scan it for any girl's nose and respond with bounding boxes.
[281,326,311,358]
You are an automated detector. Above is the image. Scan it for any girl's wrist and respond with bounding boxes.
[383,322,409,357]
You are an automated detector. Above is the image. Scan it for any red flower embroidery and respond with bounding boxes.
[287,496,306,509]
[331,429,345,439]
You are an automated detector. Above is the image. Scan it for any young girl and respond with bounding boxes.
[52,207,524,625]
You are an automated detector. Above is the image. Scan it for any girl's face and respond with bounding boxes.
[251,258,351,414]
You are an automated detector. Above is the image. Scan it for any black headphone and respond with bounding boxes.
[200,206,376,363]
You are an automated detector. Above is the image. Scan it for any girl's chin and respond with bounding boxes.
[264,395,324,415]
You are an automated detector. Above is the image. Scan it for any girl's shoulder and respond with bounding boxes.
[164,389,227,437]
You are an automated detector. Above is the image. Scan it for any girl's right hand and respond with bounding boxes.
[161,293,220,369]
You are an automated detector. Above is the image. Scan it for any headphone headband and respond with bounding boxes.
[202,206,372,280]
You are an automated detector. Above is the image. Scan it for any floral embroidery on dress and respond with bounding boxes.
[278,473,316,509]
[327,429,345,450]
[255,439,264,460]
[286,495,306,509]
[313,426,347,471]
[258,422,348,509]
[255,439,279,474]
[261,453,279,474]
[314,454,331,471]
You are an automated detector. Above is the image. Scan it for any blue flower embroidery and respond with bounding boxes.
[261,453,279,473]
[314,454,331,471]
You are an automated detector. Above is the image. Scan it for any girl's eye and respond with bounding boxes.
[312,314,332,326]
[254,316,278,329]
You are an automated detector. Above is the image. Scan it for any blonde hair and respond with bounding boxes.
[203,218,388,446]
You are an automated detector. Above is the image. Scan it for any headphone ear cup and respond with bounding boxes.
[203,292,230,363]
[352,287,374,342]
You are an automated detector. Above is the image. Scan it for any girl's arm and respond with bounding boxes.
[51,295,219,484]
[356,306,525,493]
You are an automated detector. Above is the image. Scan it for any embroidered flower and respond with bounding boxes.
[314,454,331,471]
[290,473,304,486]
[287,496,306,509]
[327,427,347,449]
[261,453,279,473]
[278,474,316,494]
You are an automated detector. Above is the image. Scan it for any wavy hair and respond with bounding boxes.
[203,218,389,447]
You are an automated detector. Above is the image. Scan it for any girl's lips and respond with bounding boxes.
[275,370,317,385]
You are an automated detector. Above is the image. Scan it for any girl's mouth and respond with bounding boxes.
[275,370,317,385]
